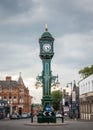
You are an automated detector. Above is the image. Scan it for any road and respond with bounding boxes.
[0,118,93,130]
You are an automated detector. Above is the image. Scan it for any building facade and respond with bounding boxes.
[0,75,32,115]
[79,74,93,120]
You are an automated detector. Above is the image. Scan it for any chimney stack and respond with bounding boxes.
[6,76,11,81]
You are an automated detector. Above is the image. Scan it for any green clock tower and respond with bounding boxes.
[37,25,58,123]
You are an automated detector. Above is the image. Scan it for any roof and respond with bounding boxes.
[0,73,25,88]
[41,31,53,38]
[0,81,18,88]
[17,75,24,85]
[40,26,54,40]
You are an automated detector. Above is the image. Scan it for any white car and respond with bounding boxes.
[10,113,20,119]
[56,113,62,118]
[21,113,28,119]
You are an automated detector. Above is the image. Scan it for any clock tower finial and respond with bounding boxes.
[45,24,48,31]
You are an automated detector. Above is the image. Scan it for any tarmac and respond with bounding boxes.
[4,117,67,126]
[24,120,68,126]
[4,117,93,126]
[24,122,67,126]
[24,118,93,126]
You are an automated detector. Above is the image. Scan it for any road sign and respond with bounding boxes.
[43,111,52,116]
[45,105,51,112]
[43,111,46,116]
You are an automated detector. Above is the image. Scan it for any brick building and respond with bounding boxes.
[0,75,32,115]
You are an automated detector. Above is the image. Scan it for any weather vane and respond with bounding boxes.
[45,24,48,31]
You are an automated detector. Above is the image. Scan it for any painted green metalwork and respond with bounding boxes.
[37,26,58,123]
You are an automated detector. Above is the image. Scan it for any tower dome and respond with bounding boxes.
[41,31,53,38]
[40,25,54,40]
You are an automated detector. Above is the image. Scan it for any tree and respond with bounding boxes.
[51,90,62,111]
[78,65,93,78]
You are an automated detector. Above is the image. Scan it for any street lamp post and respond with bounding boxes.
[66,82,73,118]
[9,80,12,115]
[73,80,80,119]
[61,87,64,123]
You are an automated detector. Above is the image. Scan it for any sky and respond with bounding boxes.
[0,0,93,103]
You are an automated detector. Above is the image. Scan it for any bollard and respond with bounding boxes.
[62,112,64,123]
[62,116,64,123]
[31,113,33,123]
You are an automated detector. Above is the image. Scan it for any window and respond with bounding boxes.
[0,96,2,100]
[92,81,93,91]
[4,96,6,100]
[88,82,90,92]
[86,83,88,93]
[9,95,11,99]
[9,87,12,92]
[0,87,2,92]
[14,96,17,102]
[19,97,24,103]
[8,95,12,103]
[19,89,24,94]
[83,84,85,93]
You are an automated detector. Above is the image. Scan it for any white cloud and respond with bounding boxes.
[54,31,93,66]
[73,0,93,12]
[0,0,93,103]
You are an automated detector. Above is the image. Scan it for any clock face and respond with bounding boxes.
[43,44,51,52]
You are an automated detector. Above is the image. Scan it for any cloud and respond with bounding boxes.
[0,0,33,19]
[54,31,93,67]
[0,0,48,26]
[0,0,93,103]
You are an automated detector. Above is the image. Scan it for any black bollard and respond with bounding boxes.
[46,112,50,123]
[62,116,64,123]
[31,113,33,123]
[62,112,64,123]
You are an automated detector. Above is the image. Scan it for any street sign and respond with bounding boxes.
[43,111,46,116]
[43,111,52,116]
[48,111,52,116]
[45,105,51,112]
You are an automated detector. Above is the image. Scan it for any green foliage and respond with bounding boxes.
[79,65,93,78]
[51,90,62,111]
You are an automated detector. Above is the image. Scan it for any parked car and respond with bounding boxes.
[10,113,20,119]
[27,113,31,118]
[56,113,62,118]
[21,113,28,119]
[0,112,5,119]
[0,107,6,119]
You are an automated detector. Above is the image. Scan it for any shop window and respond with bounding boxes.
[0,96,2,100]
[0,87,2,92]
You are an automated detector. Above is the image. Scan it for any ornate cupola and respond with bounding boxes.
[39,25,54,59]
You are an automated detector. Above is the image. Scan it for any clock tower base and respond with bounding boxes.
[37,96,56,123]
[37,111,56,123]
